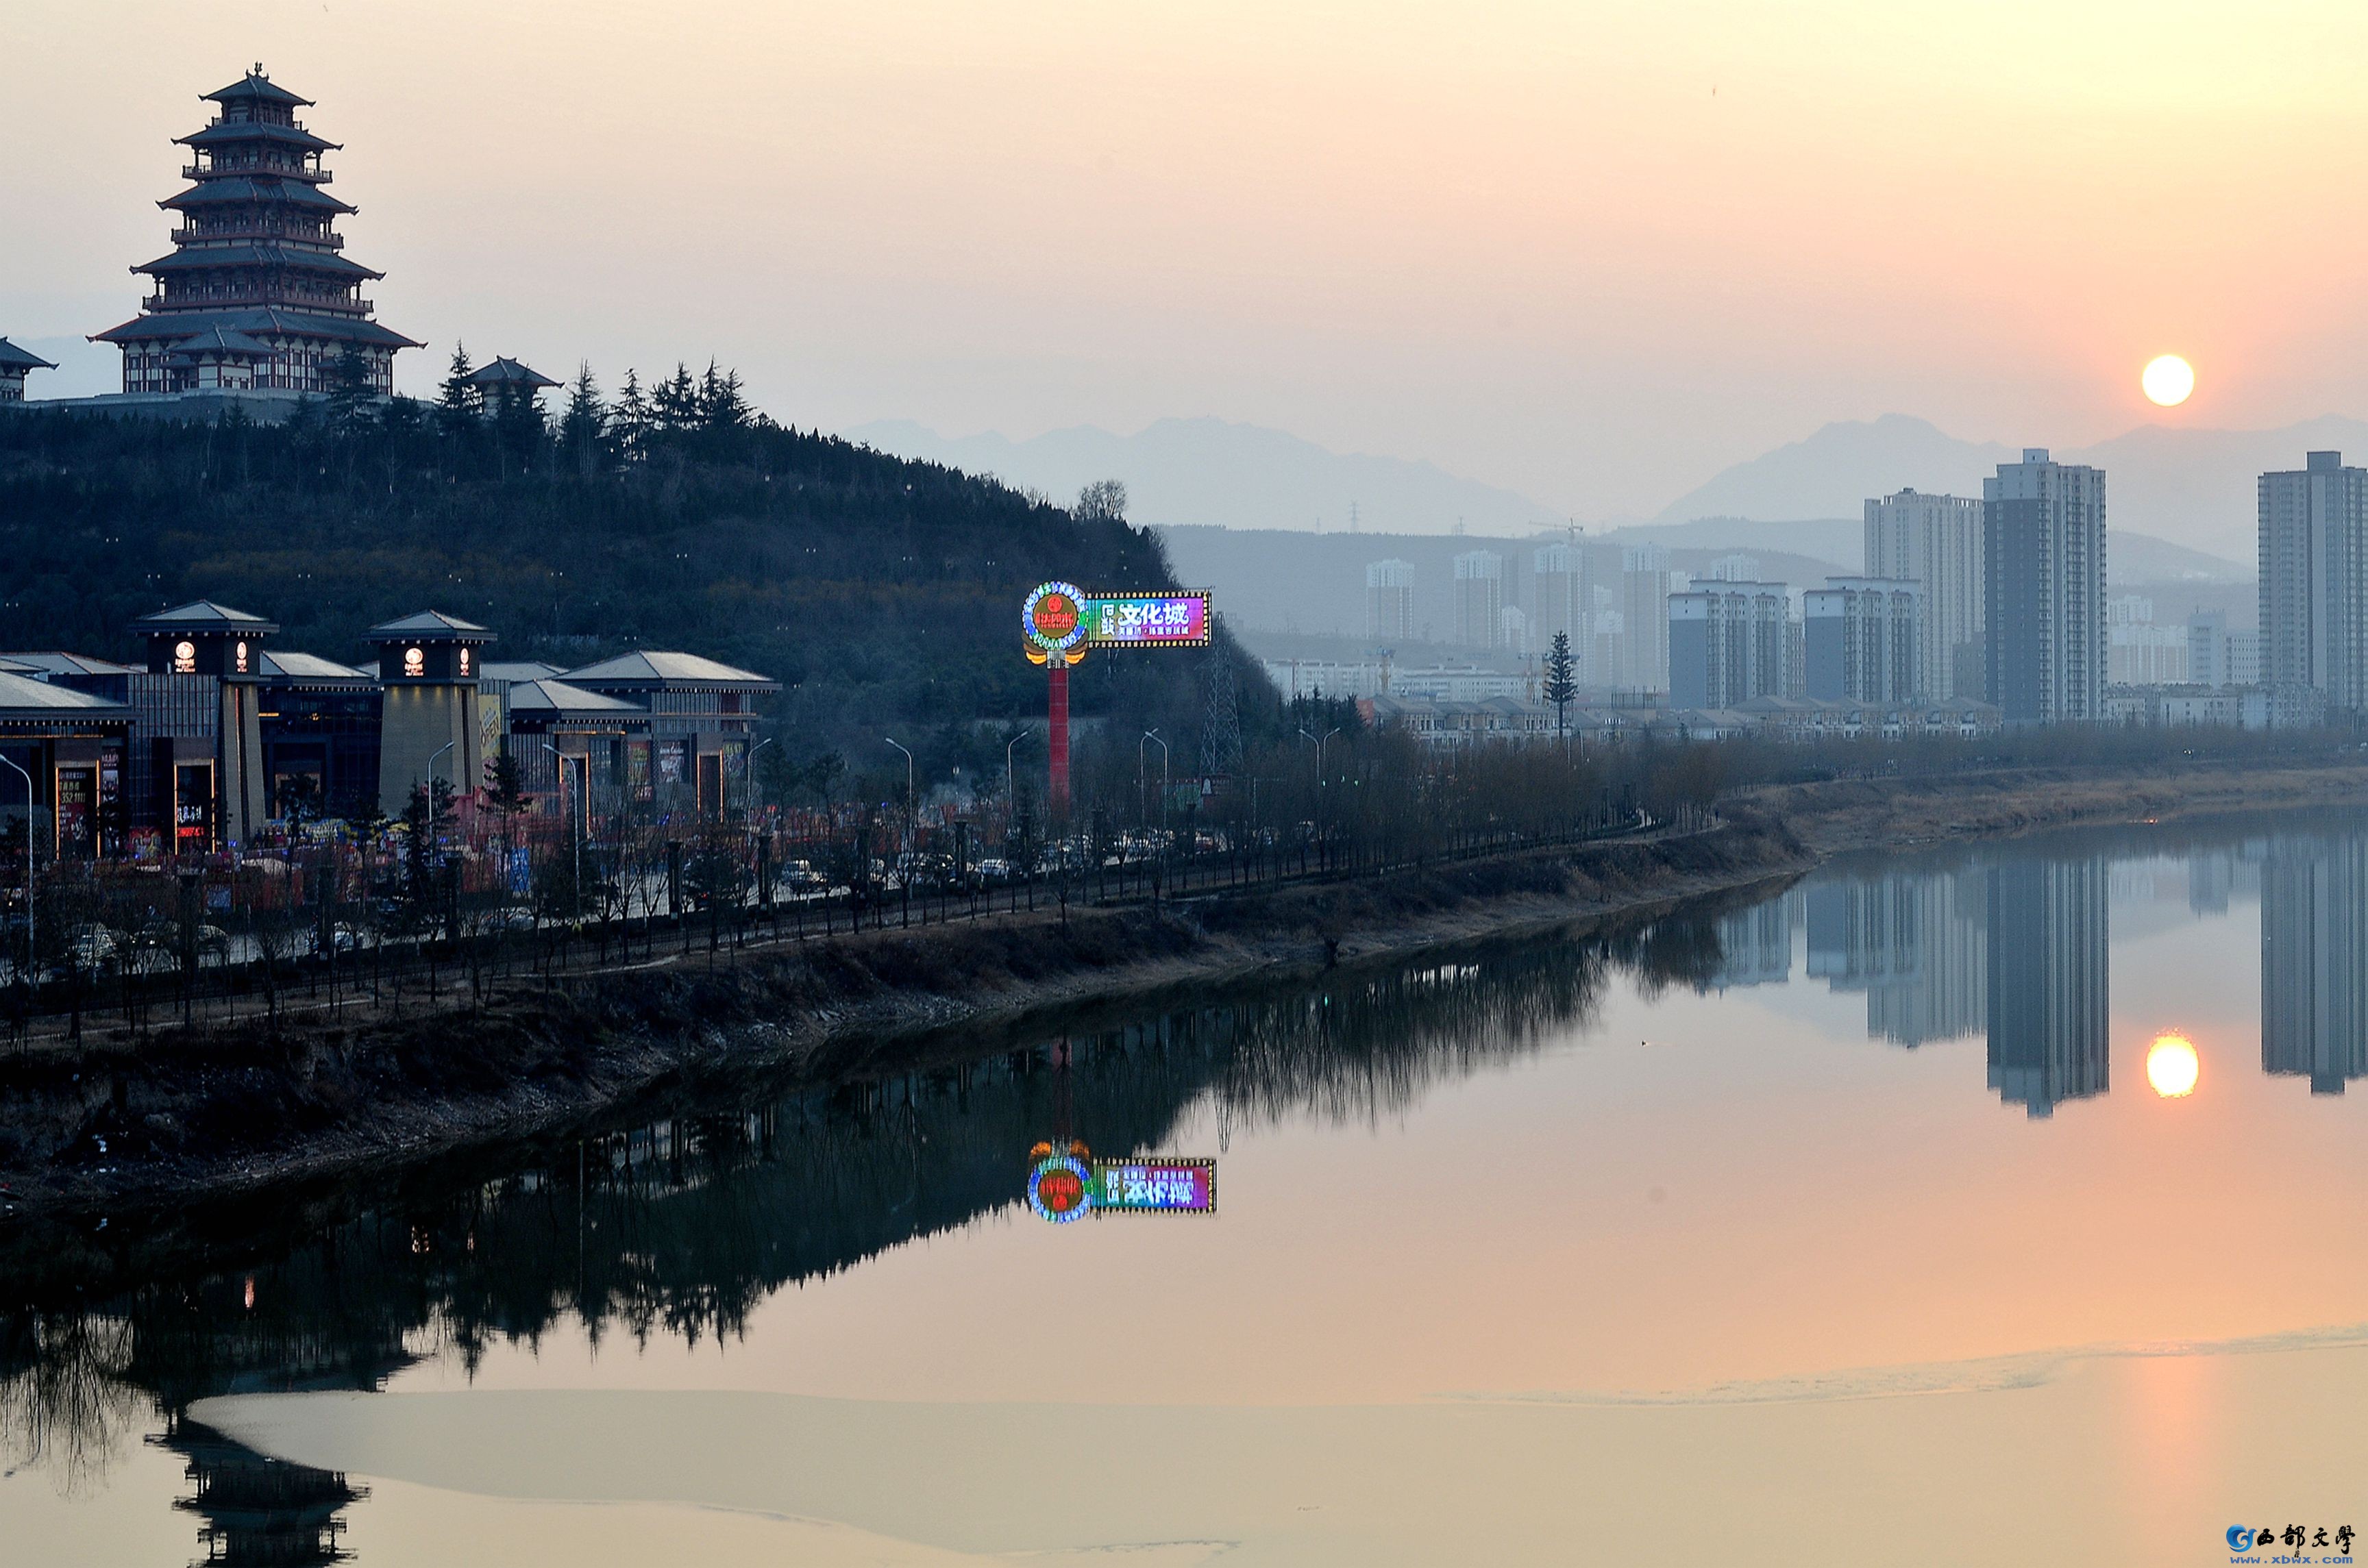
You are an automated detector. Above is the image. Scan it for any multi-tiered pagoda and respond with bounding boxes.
[92,67,419,397]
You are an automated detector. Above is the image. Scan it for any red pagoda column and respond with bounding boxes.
[1048,654,1070,821]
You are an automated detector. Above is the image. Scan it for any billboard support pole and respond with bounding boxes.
[1048,652,1070,823]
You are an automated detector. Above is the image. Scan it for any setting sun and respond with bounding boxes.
[2141,354,2195,408]
[2147,1034,2201,1098]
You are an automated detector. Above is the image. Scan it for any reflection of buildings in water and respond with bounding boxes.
[1986,858,2110,1117]
[1802,871,1987,1047]
[2261,837,2368,1095]
[2188,849,2237,916]
[161,1415,365,1566]
[1710,893,1795,988]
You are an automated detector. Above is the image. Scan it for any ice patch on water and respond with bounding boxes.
[1440,1321,2368,1406]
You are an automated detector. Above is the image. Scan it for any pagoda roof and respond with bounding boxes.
[0,669,129,717]
[164,326,273,360]
[462,356,559,389]
[177,119,339,153]
[137,599,279,632]
[160,175,354,215]
[0,338,56,371]
[136,242,382,281]
[204,71,312,108]
[367,610,495,641]
[561,651,780,691]
[0,651,140,677]
[502,678,646,717]
[92,306,423,351]
[480,660,564,682]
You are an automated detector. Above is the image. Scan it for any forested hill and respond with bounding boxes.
[0,372,1260,769]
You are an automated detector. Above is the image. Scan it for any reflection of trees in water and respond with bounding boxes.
[0,910,1707,1491]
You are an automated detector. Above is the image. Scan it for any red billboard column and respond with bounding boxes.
[1048,656,1070,821]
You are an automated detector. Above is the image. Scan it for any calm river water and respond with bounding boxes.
[8,811,2368,1567]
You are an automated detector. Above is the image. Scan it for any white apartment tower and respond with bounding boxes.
[1619,543,1678,693]
[1984,451,2106,725]
[1453,550,1506,649]
[1866,489,1985,700]
[1366,558,1417,643]
[2260,451,2368,718]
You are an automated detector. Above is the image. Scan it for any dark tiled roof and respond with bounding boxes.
[461,356,558,388]
[138,244,381,281]
[480,661,563,682]
[136,599,279,631]
[502,678,645,716]
[0,337,56,371]
[177,120,338,153]
[258,649,373,682]
[0,651,140,677]
[92,307,423,351]
[367,610,494,640]
[204,73,312,108]
[0,670,130,714]
[159,176,354,215]
[165,326,273,358]
[561,651,780,690]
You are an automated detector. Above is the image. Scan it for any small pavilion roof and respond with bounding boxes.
[204,71,313,108]
[561,651,780,692]
[462,357,559,389]
[0,670,129,714]
[92,307,422,351]
[0,338,58,371]
[136,601,279,634]
[502,679,647,717]
[137,244,381,281]
[177,119,338,153]
[367,610,495,642]
[0,652,140,678]
[159,176,354,215]
[259,649,375,682]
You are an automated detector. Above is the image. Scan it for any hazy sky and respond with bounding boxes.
[10,1,2368,518]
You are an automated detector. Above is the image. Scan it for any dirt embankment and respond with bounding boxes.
[3,754,2363,1217]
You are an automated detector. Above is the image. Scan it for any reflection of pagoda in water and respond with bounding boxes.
[160,1416,365,1567]
[1986,858,2109,1117]
[2261,836,2368,1095]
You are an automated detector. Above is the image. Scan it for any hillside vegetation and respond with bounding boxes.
[0,364,1263,778]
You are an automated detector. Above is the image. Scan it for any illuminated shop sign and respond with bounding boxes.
[404,646,425,677]
[1026,1154,1216,1221]
[173,639,197,673]
[1022,582,1089,653]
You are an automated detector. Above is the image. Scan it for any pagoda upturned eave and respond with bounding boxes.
[89,306,423,351]
[134,244,382,281]
[159,177,354,216]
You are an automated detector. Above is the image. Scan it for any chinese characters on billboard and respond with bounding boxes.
[1087,593,1211,647]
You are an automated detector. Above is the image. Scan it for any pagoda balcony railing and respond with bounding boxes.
[145,290,371,315]
[207,114,310,133]
[171,226,344,249]
[183,161,330,184]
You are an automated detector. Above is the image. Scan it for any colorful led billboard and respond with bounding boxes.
[1022,582,1089,653]
[1025,1156,1217,1220]
[1086,593,1211,647]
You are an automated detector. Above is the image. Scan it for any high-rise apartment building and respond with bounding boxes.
[1529,543,1586,665]
[2262,834,2368,1095]
[1866,490,1985,699]
[1366,558,1416,643]
[1803,577,1921,703]
[1452,551,1505,649]
[1668,581,1790,709]
[2259,451,2368,718]
[1619,543,1677,693]
[1986,856,2110,1118]
[1984,451,2106,724]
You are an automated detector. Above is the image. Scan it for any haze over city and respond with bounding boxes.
[13,1,2368,525]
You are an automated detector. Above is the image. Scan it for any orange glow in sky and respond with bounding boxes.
[8,1,2368,515]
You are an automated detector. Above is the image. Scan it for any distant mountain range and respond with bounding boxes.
[1654,412,2366,564]
[843,416,1562,535]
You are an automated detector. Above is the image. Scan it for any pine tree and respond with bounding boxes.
[612,368,650,458]
[654,363,698,430]
[560,362,606,477]
[701,361,750,430]
[1544,630,1578,741]
[324,347,378,434]
[438,343,479,425]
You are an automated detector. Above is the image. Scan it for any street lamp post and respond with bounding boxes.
[1141,728,1169,900]
[885,737,915,926]
[1006,728,1034,806]
[1,754,31,987]
[540,743,581,920]
[1296,726,1340,871]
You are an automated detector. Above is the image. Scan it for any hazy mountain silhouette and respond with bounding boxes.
[1656,411,2368,564]
[845,416,1561,535]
